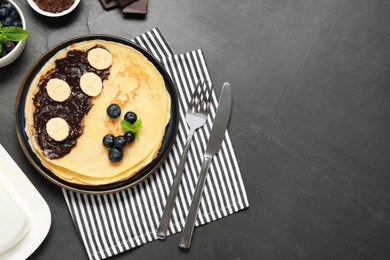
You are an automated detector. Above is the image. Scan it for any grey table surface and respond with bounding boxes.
[1,0,390,259]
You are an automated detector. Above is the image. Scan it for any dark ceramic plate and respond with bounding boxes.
[15,35,179,194]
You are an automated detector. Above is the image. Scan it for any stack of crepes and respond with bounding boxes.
[24,39,171,186]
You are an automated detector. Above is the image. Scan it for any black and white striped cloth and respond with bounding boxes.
[62,27,249,260]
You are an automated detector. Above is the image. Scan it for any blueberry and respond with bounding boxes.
[12,20,22,27]
[102,134,115,148]
[106,104,121,118]
[124,111,137,124]
[108,147,123,163]
[8,10,19,20]
[4,41,14,52]
[1,16,12,26]
[1,2,13,11]
[0,7,8,18]
[124,131,135,144]
[114,136,127,149]
[0,49,7,58]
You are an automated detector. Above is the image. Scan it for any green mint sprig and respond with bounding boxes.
[0,25,29,53]
[120,119,142,140]
[0,26,29,41]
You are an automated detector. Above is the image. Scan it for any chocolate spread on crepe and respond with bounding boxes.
[33,47,110,159]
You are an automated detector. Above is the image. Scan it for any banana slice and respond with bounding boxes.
[80,72,103,97]
[46,78,71,102]
[46,117,69,142]
[87,48,112,70]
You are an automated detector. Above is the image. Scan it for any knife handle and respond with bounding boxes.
[156,129,195,240]
[179,156,212,249]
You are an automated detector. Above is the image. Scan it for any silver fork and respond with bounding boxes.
[157,80,211,240]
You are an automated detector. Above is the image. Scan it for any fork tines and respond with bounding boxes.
[189,81,212,114]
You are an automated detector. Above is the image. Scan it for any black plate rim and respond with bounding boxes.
[14,34,179,194]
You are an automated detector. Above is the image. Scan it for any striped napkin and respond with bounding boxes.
[62,27,249,260]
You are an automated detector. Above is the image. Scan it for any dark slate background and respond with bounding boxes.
[0,0,389,259]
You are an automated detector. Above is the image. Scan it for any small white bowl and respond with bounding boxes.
[0,0,27,68]
[27,0,80,17]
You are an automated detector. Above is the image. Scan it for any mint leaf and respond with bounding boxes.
[133,119,142,129]
[0,26,28,42]
[120,119,142,140]
[0,33,7,41]
[120,120,131,132]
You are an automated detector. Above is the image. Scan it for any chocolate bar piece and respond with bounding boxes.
[117,0,137,8]
[122,0,148,14]
[99,0,119,10]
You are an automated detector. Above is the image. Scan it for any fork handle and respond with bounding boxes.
[157,129,195,239]
[179,156,212,249]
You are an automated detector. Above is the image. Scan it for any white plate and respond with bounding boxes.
[0,144,51,260]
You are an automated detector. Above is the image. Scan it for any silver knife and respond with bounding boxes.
[178,82,232,249]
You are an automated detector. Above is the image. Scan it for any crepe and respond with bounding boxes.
[24,39,171,185]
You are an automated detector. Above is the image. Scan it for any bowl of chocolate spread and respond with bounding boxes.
[27,0,80,17]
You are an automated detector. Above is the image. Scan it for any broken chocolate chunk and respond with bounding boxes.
[122,0,148,14]
[117,0,137,8]
[99,0,119,10]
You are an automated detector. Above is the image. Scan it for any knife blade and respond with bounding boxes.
[179,82,232,249]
